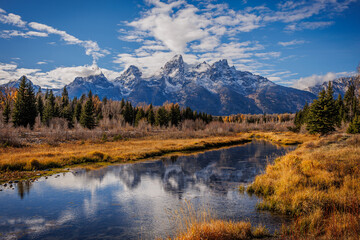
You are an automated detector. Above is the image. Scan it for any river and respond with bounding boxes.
[0,140,295,239]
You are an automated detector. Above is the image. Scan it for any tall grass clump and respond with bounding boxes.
[166,200,270,240]
[247,134,360,239]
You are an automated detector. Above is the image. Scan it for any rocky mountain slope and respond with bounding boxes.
[1,55,317,115]
[64,55,316,114]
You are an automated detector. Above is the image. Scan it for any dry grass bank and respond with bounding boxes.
[171,220,269,240]
[165,201,269,240]
[251,131,318,145]
[247,134,360,239]
[0,134,252,182]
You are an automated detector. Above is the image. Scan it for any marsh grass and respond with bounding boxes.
[165,200,270,240]
[247,134,360,239]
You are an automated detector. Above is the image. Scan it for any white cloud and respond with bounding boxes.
[292,71,355,89]
[0,9,108,63]
[265,0,355,24]
[278,39,307,47]
[0,11,27,27]
[37,61,47,65]
[285,21,334,31]
[255,51,281,59]
[29,22,110,63]
[116,0,355,77]
[0,30,48,39]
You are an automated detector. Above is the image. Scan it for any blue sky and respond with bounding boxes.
[0,0,359,89]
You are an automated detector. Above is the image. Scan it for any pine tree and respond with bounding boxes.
[12,76,37,129]
[344,84,357,122]
[155,106,169,127]
[123,101,134,124]
[335,94,345,127]
[3,101,10,124]
[42,90,55,126]
[135,108,145,127]
[146,104,155,126]
[36,94,44,119]
[347,115,360,134]
[80,91,96,129]
[120,98,125,114]
[306,83,338,135]
[60,86,69,117]
[170,103,181,126]
[74,100,82,122]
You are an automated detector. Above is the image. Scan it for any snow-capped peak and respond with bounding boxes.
[122,65,142,78]
[212,59,230,70]
[192,62,211,73]
[162,54,185,76]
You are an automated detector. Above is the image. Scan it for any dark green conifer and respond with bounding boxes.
[170,103,181,126]
[155,106,169,127]
[135,108,145,127]
[146,104,155,126]
[74,101,82,122]
[80,91,96,129]
[36,94,44,119]
[3,102,10,124]
[347,115,360,134]
[42,90,55,126]
[306,83,338,135]
[12,76,37,129]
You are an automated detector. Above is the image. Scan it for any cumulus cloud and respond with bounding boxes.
[121,0,262,54]
[115,0,355,78]
[278,39,307,47]
[292,71,356,89]
[0,10,27,27]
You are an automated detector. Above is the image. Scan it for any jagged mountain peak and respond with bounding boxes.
[192,61,211,73]
[1,75,41,92]
[162,54,185,76]
[122,65,142,78]
[53,54,317,115]
[212,59,230,69]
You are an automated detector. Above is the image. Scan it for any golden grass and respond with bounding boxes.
[0,134,252,182]
[247,134,360,239]
[251,131,318,145]
[165,200,270,240]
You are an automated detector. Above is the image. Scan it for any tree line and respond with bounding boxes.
[0,76,214,130]
[294,81,360,134]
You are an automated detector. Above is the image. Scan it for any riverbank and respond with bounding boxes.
[0,131,315,183]
[247,133,360,239]
[0,134,256,183]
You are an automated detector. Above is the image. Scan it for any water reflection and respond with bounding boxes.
[0,140,294,240]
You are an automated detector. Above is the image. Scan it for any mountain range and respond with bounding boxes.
[306,76,358,97]
[2,55,336,115]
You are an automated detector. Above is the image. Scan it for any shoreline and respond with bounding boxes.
[0,134,255,183]
[0,131,314,183]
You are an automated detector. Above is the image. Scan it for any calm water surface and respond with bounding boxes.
[0,140,294,239]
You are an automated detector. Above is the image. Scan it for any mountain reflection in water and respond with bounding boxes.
[0,140,294,240]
